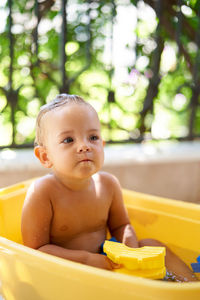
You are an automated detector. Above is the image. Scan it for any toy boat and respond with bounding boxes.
[0,178,200,300]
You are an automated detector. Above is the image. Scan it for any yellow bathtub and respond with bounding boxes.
[0,179,200,300]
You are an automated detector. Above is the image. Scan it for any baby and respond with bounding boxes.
[21,94,196,281]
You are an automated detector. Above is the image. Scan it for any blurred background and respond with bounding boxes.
[1,0,200,148]
[1,0,200,203]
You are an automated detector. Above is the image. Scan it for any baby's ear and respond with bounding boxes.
[102,140,106,147]
[34,146,53,168]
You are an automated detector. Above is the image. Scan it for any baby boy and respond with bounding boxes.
[21,94,196,281]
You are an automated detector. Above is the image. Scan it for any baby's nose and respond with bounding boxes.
[77,143,91,153]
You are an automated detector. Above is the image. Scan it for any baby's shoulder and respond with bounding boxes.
[23,175,54,219]
[26,174,55,201]
[94,171,120,187]
[33,174,55,189]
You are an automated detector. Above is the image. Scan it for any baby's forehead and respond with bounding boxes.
[45,102,98,119]
[41,102,100,130]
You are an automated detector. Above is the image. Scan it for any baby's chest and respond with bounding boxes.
[51,193,111,236]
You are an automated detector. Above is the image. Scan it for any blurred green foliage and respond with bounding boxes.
[1,0,200,147]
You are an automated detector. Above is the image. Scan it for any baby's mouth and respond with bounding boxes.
[81,160,91,162]
[79,158,92,163]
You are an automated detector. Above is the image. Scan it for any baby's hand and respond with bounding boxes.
[86,253,121,270]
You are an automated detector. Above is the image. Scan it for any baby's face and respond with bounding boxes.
[41,103,105,180]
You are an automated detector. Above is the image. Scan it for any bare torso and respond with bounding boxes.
[47,173,112,253]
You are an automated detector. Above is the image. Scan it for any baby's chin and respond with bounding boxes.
[75,167,99,179]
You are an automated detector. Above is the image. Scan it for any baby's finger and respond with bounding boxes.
[108,259,121,269]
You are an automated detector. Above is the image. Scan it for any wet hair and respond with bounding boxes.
[35,94,88,146]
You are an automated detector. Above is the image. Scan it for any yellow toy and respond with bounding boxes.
[103,240,166,279]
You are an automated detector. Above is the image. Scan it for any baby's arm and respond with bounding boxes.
[21,178,119,270]
[107,175,139,248]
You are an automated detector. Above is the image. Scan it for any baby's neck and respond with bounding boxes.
[53,174,93,191]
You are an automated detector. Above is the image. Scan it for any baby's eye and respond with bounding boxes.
[63,137,74,143]
[90,135,99,141]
